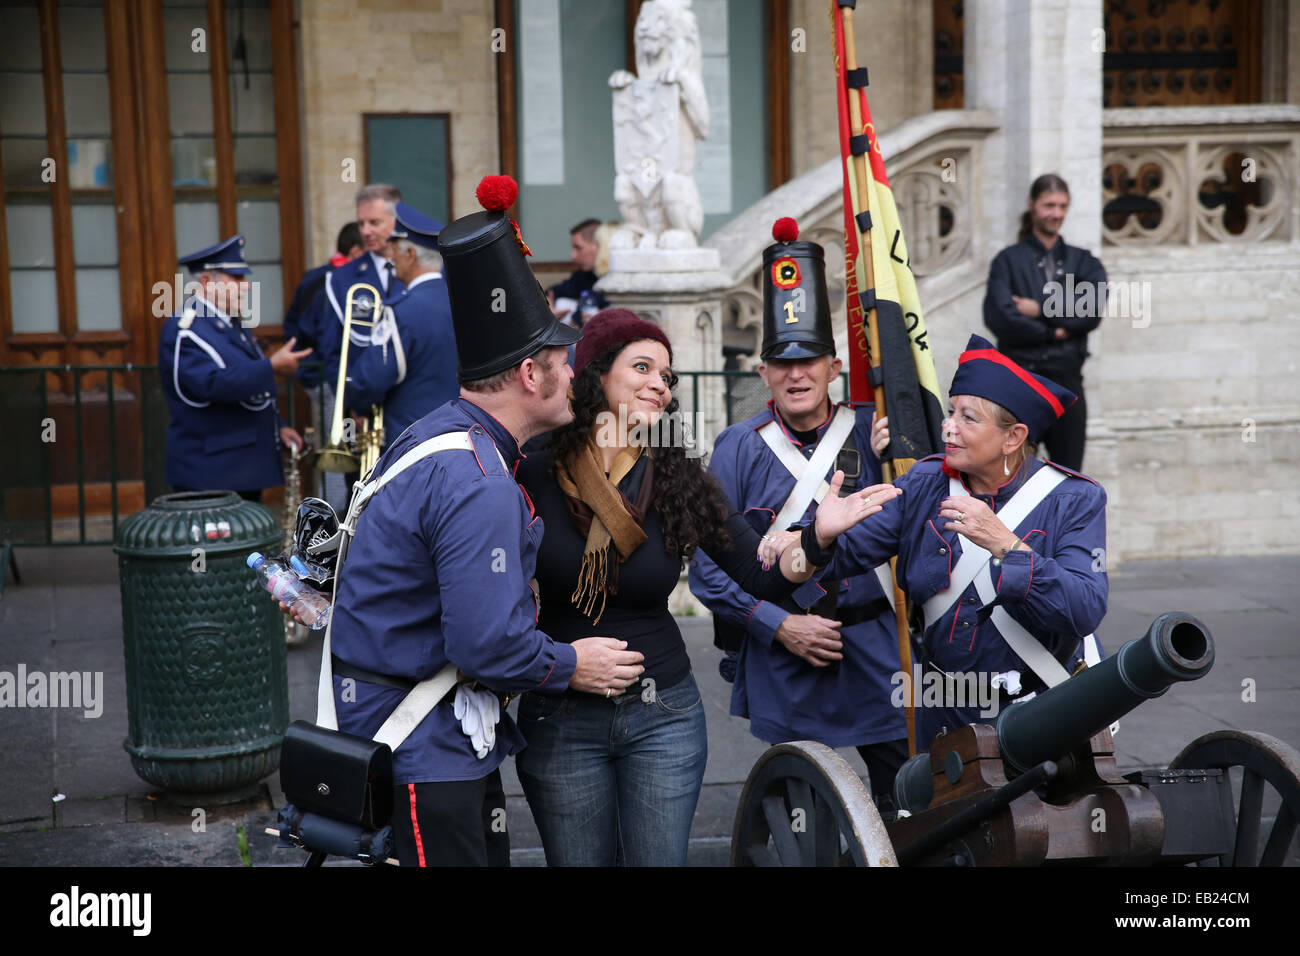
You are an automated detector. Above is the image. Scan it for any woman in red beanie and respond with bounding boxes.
[514,309,901,866]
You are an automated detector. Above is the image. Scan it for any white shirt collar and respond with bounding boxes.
[191,294,232,325]
[369,251,394,288]
[405,271,442,291]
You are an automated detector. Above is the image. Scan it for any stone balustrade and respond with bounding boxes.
[1101,105,1300,247]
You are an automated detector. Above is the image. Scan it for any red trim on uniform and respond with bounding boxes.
[467,427,491,477]
[537,661,557,688]
[968,623,977,652]
[945,603,959,646]
[958,349,1066,416]
[745,600,766,624]
[517,482,537,519]
[408,784,427,867]
[1044,460,1099,485]
[926,520,953,584]
[1025,551,1035,599]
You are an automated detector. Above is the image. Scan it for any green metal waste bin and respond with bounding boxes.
[115,491,288,797]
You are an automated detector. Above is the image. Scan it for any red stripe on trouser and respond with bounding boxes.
[408,783,427,867]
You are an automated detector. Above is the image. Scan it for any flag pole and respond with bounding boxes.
[835,0,917,756]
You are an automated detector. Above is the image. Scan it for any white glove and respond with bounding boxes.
[453,684,501,759]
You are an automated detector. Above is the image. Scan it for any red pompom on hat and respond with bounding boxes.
[772,217,799,242]
[476,175,519,212]
[572,308,673,378]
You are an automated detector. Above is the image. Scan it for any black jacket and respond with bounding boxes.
[982,234,1107,374]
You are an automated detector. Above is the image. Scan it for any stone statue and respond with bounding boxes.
[609,0,709,251]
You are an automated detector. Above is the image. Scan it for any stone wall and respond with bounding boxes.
[1088,244,1300,562]
[787,0,933,178]
[297,0,500,262]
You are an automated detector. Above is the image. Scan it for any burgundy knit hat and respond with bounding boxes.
[572,308,673,378]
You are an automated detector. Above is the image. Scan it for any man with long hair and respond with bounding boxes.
[982,174,1107,471]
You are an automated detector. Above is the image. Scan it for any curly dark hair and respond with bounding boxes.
[547,343,732,560]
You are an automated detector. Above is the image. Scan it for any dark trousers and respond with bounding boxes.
[1034,367,1087,472]
[856,738,909,816]
[171,486,262,503]
[390,770,510,867]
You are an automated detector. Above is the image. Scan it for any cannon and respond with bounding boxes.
[731,613,1300,866]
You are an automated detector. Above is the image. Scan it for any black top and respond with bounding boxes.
[547,269,607,310]
[981,234,1107,374]
[517,448,799,693]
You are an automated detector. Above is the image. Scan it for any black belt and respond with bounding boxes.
[331,655,418,692]
[833,597,895,628]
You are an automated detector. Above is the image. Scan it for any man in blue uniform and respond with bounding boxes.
[689,218,908,808]
[282,221,362,345]
[343,202,458,449]
[297,184,405,511]
[159,235,310,500]
[328,177,645,867]
[832,334,1108,748]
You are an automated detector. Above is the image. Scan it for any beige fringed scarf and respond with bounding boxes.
[556,440,653,625]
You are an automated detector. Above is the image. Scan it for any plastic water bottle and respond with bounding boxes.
[247,551,331,630]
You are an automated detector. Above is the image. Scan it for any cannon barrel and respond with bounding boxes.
[997,612,1214,773]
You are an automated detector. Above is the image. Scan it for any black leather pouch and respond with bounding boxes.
[279,720,394,830]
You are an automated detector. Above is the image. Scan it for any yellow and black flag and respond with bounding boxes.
[832,0,944,474]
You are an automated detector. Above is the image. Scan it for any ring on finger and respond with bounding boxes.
[605,688,612,698]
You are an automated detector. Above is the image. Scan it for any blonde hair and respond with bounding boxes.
[970,396,1035,468]
[593,222,619,277]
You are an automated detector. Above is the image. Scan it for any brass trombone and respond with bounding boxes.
[313,281,386,475]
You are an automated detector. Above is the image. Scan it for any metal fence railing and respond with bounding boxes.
[1,364,846,547]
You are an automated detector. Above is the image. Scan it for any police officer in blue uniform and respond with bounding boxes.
[343,202,458,449]
[159,235,310,500]
[830,333,1109,749]
[327,176,645,867]
[689,217,908,806]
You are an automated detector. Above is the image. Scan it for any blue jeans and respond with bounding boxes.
[515,672,708,866]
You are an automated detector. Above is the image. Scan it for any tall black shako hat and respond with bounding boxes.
[439,175,580,382]
[760,217,834,361]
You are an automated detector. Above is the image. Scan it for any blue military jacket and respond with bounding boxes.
[828,454,1108,745]
[343,272,459,449]
[296,251,405,388]
[688,400,905,748]
[159,294,284,491]
[330,398,579,783]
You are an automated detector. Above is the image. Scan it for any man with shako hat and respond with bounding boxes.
[688,217,908,810]
[159,234,310,499]
[343,202,459,449]
[830,334,1107,748]
[324,176,645,866]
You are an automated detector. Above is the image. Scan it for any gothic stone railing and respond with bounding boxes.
[705,109,999,367]
[1101,105,1300,247]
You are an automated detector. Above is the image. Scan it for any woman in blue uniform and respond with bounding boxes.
[835,333,1109,748]
[514,309,902,866]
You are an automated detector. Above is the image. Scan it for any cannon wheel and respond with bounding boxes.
[730,741,897,867]
[1169,730,1300,866]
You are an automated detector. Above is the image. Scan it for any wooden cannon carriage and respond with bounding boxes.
[730,613,1300,867]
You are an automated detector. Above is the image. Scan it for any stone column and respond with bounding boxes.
[966,0,1104,257]
[597,248,730,452]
